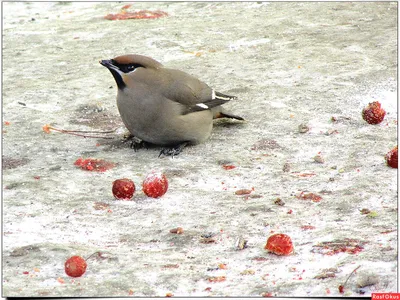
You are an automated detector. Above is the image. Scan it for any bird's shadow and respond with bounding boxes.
[213,118,247,128]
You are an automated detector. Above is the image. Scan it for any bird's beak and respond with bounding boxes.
[100,59,126,90]
[100,59,124,76]
[100,59,117,70]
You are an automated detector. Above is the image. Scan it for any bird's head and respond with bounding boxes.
[100,54,163,90]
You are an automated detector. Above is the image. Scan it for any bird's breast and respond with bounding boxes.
[116,88,213,146]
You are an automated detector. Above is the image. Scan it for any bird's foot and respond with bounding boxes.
[124,135,148,152]
[131,139,150,152]
[158,142,188,158]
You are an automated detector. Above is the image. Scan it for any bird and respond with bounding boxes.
[100,54,244,156]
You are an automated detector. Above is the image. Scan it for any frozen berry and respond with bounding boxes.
[65,255,87,277]
[142,171,168,198]
[338,285,345,294]
[112,178,135,200]
[74,158,115,172]
[265,233,294,256]
[362,101,386,124]
[386,146,398,168]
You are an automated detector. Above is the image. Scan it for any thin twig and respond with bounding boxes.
[343,265,361,287]
[58,131,115,139]
[54,128,117,134]
[85,251,112,261]
[44,125,117,139]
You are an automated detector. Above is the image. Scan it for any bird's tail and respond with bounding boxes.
[212,107,245,121]
[214,91,238,101]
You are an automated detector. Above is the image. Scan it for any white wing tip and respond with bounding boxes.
[196,103,209,109]
[212,90,216,100]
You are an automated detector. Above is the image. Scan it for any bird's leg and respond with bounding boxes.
[123,135,148,152]
[158,142,188,158]
[132,140,149,152]
[131,138,150,152]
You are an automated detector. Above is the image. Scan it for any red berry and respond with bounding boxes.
[362,101,386,124]
[265,233,294,256]
[65,256,87,277]
[112,178,135,200]
[142,171,168,198]
[222,164,236,170]
[386,146,398,168]
[74,158,115,172]
[338,285,345,294]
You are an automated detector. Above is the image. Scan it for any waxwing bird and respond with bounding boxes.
[100,54,244,156]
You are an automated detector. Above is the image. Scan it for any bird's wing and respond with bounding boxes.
[160,69,237,114]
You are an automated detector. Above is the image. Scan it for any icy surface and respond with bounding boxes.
[2,2,397,297]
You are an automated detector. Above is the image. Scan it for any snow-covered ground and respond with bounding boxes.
[2,2,397,297]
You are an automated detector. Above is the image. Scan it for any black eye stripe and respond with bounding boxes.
[110,60,144,73]
[122,63,144,73]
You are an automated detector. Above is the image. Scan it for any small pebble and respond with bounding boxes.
[235,189,252,195]
[200,238,216,244]
[274,198,285,206]
[282,162,291,172]
[298,123,310,133]
[357,273,380,288]
[240,269,255,275]
[360,208,371,215]
[314,154,325,163]
[170,227,184,234]
[235,237,248,250]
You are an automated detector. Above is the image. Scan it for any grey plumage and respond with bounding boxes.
[100,54,243,149]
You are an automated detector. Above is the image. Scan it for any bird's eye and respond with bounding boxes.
[119,63,144,73]
[127,65,135,71]
[120,64,136,73]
